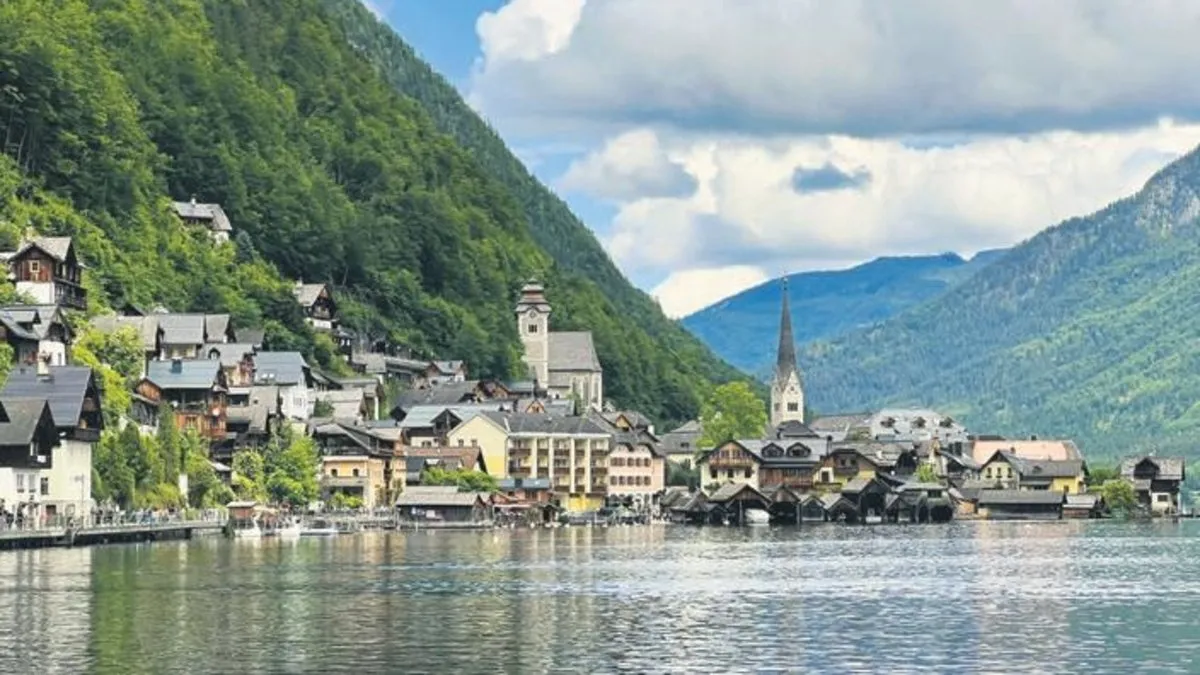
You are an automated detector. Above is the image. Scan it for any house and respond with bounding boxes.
[446,411,611,512]
[978,450,1087,495]
[405,447,487,485]
[1063,493,1103,519]
[515,281,604,411]
[172,199,233,244]
[311,374,382,420]
[1120,456,1186,516]
[251,352,312,421]
[138,359,228,441]
[204,343,257,387]
[1,364,103,519]
[970,438,1083,465]
[293,281,337,332]
[849,409,969,443]
[313,389,370,422]
[707,482,772,525]
[89,314,163,376]
[320,454,391,508]
[975,489,1064,520]
[424,360,467,387]
[697,432,831,494]
[0,397,59,517]
[603,426,665,507]
[2,236,87,310]
[660,420,702,465]
[154,312,235,359]
[0,304,72,366]
[217,385,282,462]
[807,413,871,442]
[394,488,491,525]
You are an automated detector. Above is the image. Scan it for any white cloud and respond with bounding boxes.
[475,0,586,65]
[472,0,1200,138]
[652,266,769,319]
[359,0,385,20]
[557,129,696,202]
[595,122,1200,311]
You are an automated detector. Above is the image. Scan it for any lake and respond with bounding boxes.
[0,520,1196,674]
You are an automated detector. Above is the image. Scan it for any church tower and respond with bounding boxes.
[515,281,551,386]
[770,278,805,428]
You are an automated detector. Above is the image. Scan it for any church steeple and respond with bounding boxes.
[770,277,805,428]
[775,277,798,381]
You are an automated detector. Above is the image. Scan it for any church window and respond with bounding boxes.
[527,323,538,333]
[787,403,799,412]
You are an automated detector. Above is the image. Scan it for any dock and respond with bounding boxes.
[0,520,225,551]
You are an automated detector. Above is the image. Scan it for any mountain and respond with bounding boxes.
[804,146,1200,459]
[0,0,746,425]
[682,250,1006,375]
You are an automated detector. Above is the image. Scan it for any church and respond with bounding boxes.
[515,281,604,411]
[770,278,806,430]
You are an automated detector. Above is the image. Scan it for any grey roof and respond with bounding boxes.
[1120,456,1186,481]
[238,328,265,348]
[146,359,221,390]
[548,332,601,372]
[0,397,52,445]
[395,491,486,508]
[314,389,367,419]
[293,283,327,308]
[809,413,871,433]
[0,310,37,341]
[514,282,552,313]
[205,314,231,342]
[976,489,1064,506]
[602,410,654,430]
[90,315,160,351]
[774,419,819,439]
[473,411,610,436]
[171,201,233,232]
[252,352,309,385]
[205,343,257,368]
[1,365,95,429]
[226,385,278,432]
[430,360,464,375]
[12,236,73,262]
[984,451,1084,479]
[395,381,481,409]
[842,477,872,494]
[708,482,769,503]
[0,305,66,341]
[399,403,505,429]
[1065,494,1100,509]
[157,314,206,345]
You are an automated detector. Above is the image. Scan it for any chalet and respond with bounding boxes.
[251,352,312,421]
[311,373,382,420]
[698,434,829,493]
[400,403,509,448]
[659,419,702,465]
[813,440,917,487]
[216,385,282,462]
[205,343,257,387]
[1,365,104,518]
[293,281,337,332]
[978,450,1087,495]
[138,359,228,441]
[312,388,370,422]
[405,446,487,485]
[0,397,60,513]
[154,312,236,359]
[171,199,233,244]
[89,314,163,376]
[975,489,1064,520]
[0,304,72,366]
[1121,456,1186,516]
[596,417,665,507]
[2,236,87,310]
[424,360,467,387]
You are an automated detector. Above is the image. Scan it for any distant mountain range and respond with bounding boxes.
[682,249,1007,376]
[799,145,1200,459]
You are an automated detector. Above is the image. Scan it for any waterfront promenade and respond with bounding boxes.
[0,511,227,550]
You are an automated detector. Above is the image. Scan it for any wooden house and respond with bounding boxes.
[294,282,337,332]
[172,199,233,244]
[3,237,87,310]
[975,489,1064,520]
[0,304,72,366]
[138,359,228,441]
[1121,456,1186,516]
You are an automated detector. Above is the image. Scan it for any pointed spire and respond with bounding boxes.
[775,277,798,381]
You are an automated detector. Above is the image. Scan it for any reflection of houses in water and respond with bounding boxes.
[0,548,92,670]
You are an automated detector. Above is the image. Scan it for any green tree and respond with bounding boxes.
[666,459,699,489]
[1100,479,1139,517]
[914,463,940,484]
[698,382,768,449]
[312,399,335,418]
[1087,465,1120,487]
[232,449,268,502]
[73,325,143,382]
[184,430,232,507]
[156,406,183,484]
[265,434,319,508]
[420,467,499,493]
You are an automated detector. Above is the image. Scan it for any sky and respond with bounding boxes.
[366,0,1200,318]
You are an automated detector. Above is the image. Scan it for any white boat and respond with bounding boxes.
[232,522,263,538]
[744,509,771,525]
[301,519,340,536]
[277,519,303,539]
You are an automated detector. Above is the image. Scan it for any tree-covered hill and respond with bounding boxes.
[0,0,746,425]
[682,251,1005,376]
[803,145,1200,459]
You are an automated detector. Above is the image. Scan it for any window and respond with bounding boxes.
[40,477,49,496]
[16,474,24,493]
[527,323,538,333]
[787,402,799,412]
[352,468,360,478]
[744,468,752,479]
[1157,494,1170,503]
[457,438,465,447]
[470,439,477,447]
[29,260,40,275]
[330,469,338,477]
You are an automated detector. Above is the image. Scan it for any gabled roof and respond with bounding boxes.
[970,439,1082,465]
[146,359,221,390]
[205,314,232,342]
[708,482,770,504]
[314,389,367,419]
[90,315,161,351]
[1,365,97,429]
[0,397,55,446]
[156,314,206,345]
[430,360,464,375]
[205,343,257,368]
[976,489,1064,506]
[774,419,819,439]
[401,403,507,429]
[395,491,486,508]
[293,282,327,308]
[10,236,74,262]
[394,380,481,409]
[548,332,601,372]
[1120,456,1185,481]
[469,411,611,436]
[0,305,68,341]
[171,201,233,232]
[252,351,309,386]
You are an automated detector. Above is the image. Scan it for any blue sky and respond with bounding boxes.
[366,0,1200,318]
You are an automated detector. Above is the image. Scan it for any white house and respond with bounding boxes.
[252,352,313,421]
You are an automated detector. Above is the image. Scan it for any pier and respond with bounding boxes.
[0,517,226,551]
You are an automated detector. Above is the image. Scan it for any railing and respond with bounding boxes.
[0,509,228,533]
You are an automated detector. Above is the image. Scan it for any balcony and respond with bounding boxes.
[321,475,369,488]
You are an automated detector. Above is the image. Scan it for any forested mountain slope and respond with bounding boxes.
[804,146,1200,458]
[683,251,1005,375]
[0,0,746,424]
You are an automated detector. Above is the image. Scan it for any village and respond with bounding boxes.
[0,199,1187,537]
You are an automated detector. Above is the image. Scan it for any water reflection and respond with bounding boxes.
[0,522,1198,672]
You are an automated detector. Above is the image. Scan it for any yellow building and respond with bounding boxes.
[979,450,1086,494]
[320,455,397,509]
[447,412,611,512]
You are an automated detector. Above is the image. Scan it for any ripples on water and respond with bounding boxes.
[0,521,1197,674]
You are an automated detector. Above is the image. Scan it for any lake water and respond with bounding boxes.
[0,521,1197,674]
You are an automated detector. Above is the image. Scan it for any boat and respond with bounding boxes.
[232,521,263,538]
[277,518,303,539]
[744,509,771,525]
[301,519,340,536]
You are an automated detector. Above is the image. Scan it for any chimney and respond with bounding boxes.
[190,195,197,206]
[171,357,183,374]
